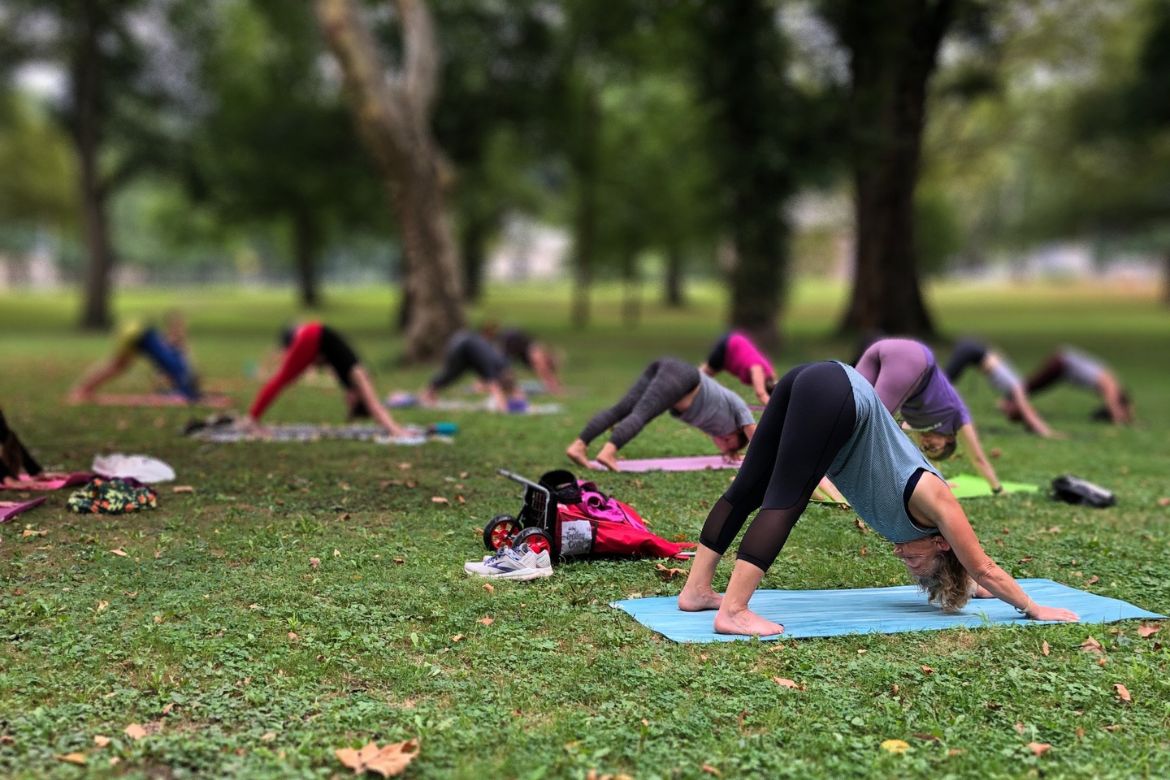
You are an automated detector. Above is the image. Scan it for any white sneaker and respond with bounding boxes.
[464,543,553,581]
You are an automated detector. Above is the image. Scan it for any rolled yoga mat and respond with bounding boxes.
[588,455,740,473]
[612,579,1163,643]
[0,496,48,524]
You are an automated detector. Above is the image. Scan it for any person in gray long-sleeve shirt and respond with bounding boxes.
[566,357,757,471]
[421,330,526,412]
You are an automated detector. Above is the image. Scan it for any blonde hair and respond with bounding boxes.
[913,548,973,613]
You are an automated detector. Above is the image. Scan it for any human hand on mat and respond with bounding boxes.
[1025,605,1079,622]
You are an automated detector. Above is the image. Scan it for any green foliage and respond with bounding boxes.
[0,94,76,231]
[1,282,1168,778]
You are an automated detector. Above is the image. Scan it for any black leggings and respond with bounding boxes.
[944,339,988,384]
[698,362,856,571]
[0,410,43,481]
[578,358,700,449]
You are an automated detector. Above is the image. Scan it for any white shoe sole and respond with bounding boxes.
[463,564,553,581]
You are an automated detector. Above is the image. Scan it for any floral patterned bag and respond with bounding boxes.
[67,477,158,515]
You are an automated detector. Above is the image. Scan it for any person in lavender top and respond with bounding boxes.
[856,338,1003,494]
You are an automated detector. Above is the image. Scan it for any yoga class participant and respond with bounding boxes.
[944,338,1058,437]
[700,331,776,405]
[677,361,1079,636]
[0,409,42,485]
[242,322,408,437]
[484,323,563,395]
[565,357,756,472]
[69,312,201,402]
[856,337,1003,493]
[421,329,526,412]
[1016,346,1133,424]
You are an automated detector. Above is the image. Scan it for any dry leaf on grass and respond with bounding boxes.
[772,677,805,691]
[261,732,276,742]
[93,735,111,747]
[21,528,46,538]
[55,753,87,765]
[1026,742,1051,757]
[1041,640,1050,656]
[1157,497,1170,507]
[335,739,419,777]
[1137,623,1161,638]
[96,600,109,613]
[309,557,320,569]
[477,616,494,626]
[110,548,128,557]
[701,764,721,776]
[1113,683,1131,703]
[172,485,195,494]
[482,583,495,594]
[124,723,147,740]
[431,496,449,505]
[1080,636,1104,655]
[920,665,935,675]
[654,563,685,580]
[451,634,464,643]
[1085,575,1100,586]
[879,739,910,754]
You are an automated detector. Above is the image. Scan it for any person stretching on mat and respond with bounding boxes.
[240,322,409,438]
[565,357,757,472]
[483,323,563,395]
[856,337,1003,494]
[944,338,1058,438]
[676,361,1080,636]
[1012,346,1133,424]
[69,312,202,403]
[700,331,776,406]
[420,330,527,413]
[0,409,44,486]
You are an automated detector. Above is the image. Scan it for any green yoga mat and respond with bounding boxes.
[947,473,1039,499]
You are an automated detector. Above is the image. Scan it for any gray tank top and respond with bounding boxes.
[1060,347,1104,390]
[985,355,1022,396]
[828,363,942,543]
[677,373,756,437]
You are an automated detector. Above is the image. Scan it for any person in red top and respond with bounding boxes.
[241,323,408,438]
[700,331,777,405]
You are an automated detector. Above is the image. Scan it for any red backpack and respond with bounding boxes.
[553,478,694,560]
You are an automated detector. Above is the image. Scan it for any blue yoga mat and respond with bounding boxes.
[612,579,1163,643]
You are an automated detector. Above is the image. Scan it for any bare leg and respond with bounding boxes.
[678,544,724,611]
[594,442,620,471]
[350,365,406,437]
[565,438,591,469]
[713,559,784,636]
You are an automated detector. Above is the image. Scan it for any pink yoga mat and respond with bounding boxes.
[0,496,47,524]
[81,394,233,409]
[588,456,740,473]
[0,472,92,491]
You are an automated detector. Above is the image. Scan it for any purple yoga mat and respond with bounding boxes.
[0,472,92,492]
[0,496,47,524]
[588,455,740,473]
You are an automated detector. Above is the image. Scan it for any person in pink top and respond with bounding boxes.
[700,331,777,405]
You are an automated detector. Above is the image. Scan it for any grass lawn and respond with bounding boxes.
[1,279,1168,779]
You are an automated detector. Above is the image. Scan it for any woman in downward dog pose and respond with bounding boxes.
[1018,346,1133,425]
[856,337,1003,493]
[944,338,1057,437]
[677,361,1079,636]
[566,357,756,471]
[700,330,776,406]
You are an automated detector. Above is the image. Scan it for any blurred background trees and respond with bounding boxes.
[0,0,1163,353]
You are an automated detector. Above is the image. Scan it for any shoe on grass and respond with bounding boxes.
[464,543,553,581]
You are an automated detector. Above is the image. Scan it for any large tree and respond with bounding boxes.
[820,0,988,336]
[315,0,464,361]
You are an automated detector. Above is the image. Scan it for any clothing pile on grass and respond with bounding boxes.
[66,454,175,515]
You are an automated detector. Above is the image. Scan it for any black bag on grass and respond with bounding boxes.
[1051,475,1116,508]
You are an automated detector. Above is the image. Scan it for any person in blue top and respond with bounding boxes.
[69,312,201,403]
[677,361,1079,637]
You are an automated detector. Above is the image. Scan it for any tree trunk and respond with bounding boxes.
[292,208,321,309]
[570,84,600,329]
[460,213,489,303]
[316,0,464,362]
[1163,251,1170,305]
[73,2,114,331]
[663,244,686,308]
[836,0,955,337]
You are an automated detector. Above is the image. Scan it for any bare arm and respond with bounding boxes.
[699,363,715,377]
[956,423,1001,493]
[349,365,407,437]
[485,380,508,413]
[1098,373,1130,424]
[1009,387,1055,438]
[910,476,1078,620]
[748,365,771,405]
[814,476,848,505]
[530,345,562,394]
[70,353,134,400]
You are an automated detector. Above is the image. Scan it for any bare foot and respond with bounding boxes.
[594,452,620,472]
[713,607,783,637]
[678,586,723,612]
[565,440,591,469]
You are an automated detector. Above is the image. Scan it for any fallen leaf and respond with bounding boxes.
[1026,742,1051,757]
[477,616,494,626]
[335,739,419,777]
[1085,575,1100,586]
[393,557,405,565]
[1041,640,1050,656]
[890,684,900,695]
[1075,726,1085,739]
[110,548,128,557]
[21,528,46,538]
[153,615,163,624]
[911,732,940,742]
[654,563,685,580]
[0,735,13,745]
[124,723,147,740]
[1018,556,1034,564]
[431,496,449,505]
[989,447,1002,458]
[397,462,412,471]
[171,485,195,494]
[946,748,965,757]
[859,545,868,556]
[1097,657,1108,667]
[701,764,721,776]
[337,512,351,522]
[482,583,495,594]
[96,600,109,613]
[1137,623,1161,638]
[109,757,121,767]
[1045,526,1061,534]
[55,753,87,765]
[920,665,935,675]
[93,735,110,747]
[451,634,464,643]
[456,495,466,505]
[288,632,299,641]
[1103,724,1121,732]
[161,703,174,716]
[1157,497,1169,507]
[261,732,276,742]
[853,518,869,534]
[1113,683,1131,703]
[333,549,341,557]
[309,557,320,569]
[1080,636,1104,655]
[879,739,910,754]
[772,677,805,691]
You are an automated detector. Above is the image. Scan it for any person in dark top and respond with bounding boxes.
[483,323,563,394]
[944,338,1057,437]
[242,322,408,437]
[0,409,44,485]
[676,361,1079,637]
[421,329,527,412]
